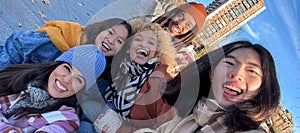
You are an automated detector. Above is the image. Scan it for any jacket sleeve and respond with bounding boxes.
[0,30,61,70]
[0,113,22,133]
[116,66,176,132]
[0,31,25,70]
[35,106,79,133]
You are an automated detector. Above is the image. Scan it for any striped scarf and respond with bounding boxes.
[104,58,157,118]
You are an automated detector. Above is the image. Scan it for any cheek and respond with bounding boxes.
[95,34,104,44]
[248,78,262,93]
[129,46,135,58]
[74,84,85,93]
[114,45,123,53]
[149,49,157,59]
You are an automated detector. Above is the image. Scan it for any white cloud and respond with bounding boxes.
[244,23,260,40]
[273,0,300,57]
[260,22,277,36]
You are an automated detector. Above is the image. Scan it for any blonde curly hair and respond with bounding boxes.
[129,18,177,66]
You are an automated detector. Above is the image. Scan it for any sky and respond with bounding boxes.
[190,0,300,131]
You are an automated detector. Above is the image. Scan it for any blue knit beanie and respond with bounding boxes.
[55,44,106,90]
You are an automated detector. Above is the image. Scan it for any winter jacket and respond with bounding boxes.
[0,20,83,70]
[134,98,266,133]
[116,65,177,133]
[0,93,79,133]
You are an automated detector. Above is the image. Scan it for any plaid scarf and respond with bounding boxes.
[169,98,227,133]
[2,81,59,118]
[160,98,265,133]
[104,58,157,118]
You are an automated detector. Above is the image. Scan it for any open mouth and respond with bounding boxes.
[224,84,243,96]
[102,42,111,51]
[55,79,67,92]
[172,25,181,34]
[170,21,182,34]
[136,49,149,57]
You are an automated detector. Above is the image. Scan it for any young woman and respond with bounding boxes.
[138,40,280,133]
[0,18,132,70]
[153,2,207,51]
[0,44,106,133]
[143,3,208,103]
[93,19,177,133]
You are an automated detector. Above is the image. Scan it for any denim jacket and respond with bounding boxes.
[0,30,61,70]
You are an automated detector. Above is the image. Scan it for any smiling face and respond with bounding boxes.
[167,11,196,36]
[129,30,158,65]
[48,63,85,98]
[95,24,129,56]
[210,48,263,107]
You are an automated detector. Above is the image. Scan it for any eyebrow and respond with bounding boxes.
[77,75,85,82]
[68,63,85,82]
[225,55,261,68]
[137,33,156,41]
[67,63,73,69]
[149,36,156,42]
[111,27,116,33]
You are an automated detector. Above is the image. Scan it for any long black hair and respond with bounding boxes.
[0,62,78,114]
[82,18,132,82]
[167,41,280,131]
[82,18,132,45]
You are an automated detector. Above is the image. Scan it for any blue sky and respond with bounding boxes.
[190,0,300,131]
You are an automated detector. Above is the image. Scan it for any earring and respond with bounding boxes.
[228,74,233,78]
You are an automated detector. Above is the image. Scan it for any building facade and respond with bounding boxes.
[194,0,266,59]
[191,1,295,132]
[261,104,294,133]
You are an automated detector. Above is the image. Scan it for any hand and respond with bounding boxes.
[94,109,123,133]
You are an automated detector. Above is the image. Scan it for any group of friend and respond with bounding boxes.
[0,1,280,133]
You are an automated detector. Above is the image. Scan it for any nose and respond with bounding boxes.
[140,40,151,49]
[108,35,119,45]
[228,67,244,81]
[107,37,114,44]
[63,74,73,84]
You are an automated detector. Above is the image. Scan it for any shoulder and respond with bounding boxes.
[41,105,79,123]
[149,65,172,81]
[44,20,81,26]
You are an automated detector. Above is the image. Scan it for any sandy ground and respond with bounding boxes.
[0,0,116,44]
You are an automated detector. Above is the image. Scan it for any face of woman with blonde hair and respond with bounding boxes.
[129,30,158,65]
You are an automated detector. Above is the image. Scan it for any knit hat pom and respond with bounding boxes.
[55,44,106,89]
[178,2,207,32]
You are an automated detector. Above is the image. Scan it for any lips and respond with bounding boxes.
[223,84,243,98]
[136,49,148,57]
[55,79,67,92]
[101,42,111,51]
[171,25,181,34]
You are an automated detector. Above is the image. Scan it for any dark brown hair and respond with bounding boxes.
[168,41,280,131]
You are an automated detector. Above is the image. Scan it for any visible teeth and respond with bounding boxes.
[224,85,242,93]
[137,49,148,57]
[56,80,67,91]
[102,42,111,50]
[173,25,179,33]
